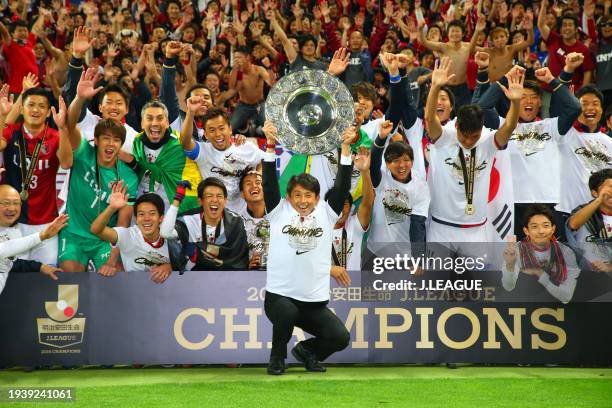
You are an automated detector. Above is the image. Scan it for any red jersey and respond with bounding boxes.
[2,124,61,225]
[545,31,595,90]
[1,33,38,94]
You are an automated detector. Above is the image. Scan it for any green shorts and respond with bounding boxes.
[58,230,112,270]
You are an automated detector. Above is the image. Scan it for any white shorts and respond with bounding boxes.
[18,223,58,266]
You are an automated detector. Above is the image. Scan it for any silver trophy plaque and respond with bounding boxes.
[265,70,355,155]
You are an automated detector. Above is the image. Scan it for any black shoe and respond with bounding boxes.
[291,343,326,372]
[267,356,285,375]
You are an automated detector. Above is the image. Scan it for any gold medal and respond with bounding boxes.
[465,204,475,215]
[20,190,28,201]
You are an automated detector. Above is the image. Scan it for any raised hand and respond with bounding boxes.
[165,40,184,58]
[341,126,358,145]
[51,96,68,129]
[0,84,14,117]
[383,1,394,20]
[328,48,349,76]
[263,120,279,146]
[353,145,371,172]
[474,51,490,70]
[106,43,119,60]
[22,72,40,92]
[564,52,585,73]
[319,0,330,17]
[371,109,384,119]
[499,67,525,101]
[72,26,95,57]
[77,67,103,100]
[475,14,486,32]
[431,57,456,87]
[379,52,399,76]
[379,120,394,139]
[108,181,129,210]
[39,214,69,241]
[534,67,554,84]
[186,95,205,113]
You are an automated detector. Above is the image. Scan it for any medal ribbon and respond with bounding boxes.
[458,147,476,212]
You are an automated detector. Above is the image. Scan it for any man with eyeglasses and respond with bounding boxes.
[0,184,67,295]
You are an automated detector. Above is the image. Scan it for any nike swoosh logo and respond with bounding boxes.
[296,250,309,255]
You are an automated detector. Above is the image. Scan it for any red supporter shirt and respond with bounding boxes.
[1,124,60,225]
[545,31,595,90]
[1,32,38,94]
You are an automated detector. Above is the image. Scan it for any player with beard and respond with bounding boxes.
[60,105,139,273]
[238,169,270,270]
[502,204,580,304]
[180,104,263,212]
[129,101,202,213]
[161,41,215,141]
[0,84,76,265]
[91,186,187,280]
[261,120,353,375]
[473,52,584,240]
[566,169,612,273]
[425,57,523,243]
[0,184,66,295]
[160,178,249,271]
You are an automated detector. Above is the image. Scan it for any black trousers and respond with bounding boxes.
[264,291,350,360]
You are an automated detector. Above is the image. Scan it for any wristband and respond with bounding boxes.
[69,56,85,69]
[389,73,401,83]
[559,70,573,84]
[174,180,192,202]
[164,56,178,68]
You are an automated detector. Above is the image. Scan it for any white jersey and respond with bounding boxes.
[557,128,612,213]
[266,199,339,302]
[170,113,205,140]
[238,206,269,261]
[368,169,430,248]
[403,118,427,181]
[361,117,383,141]
[0,226,41,294]
[332,214,367,272]
[59,111,137,202]
[428,126,499,224]
[189,142,263,212]
[568,212,612,266]
[508,118,563,203]
[114,226,170,272]
[309,153,362,198]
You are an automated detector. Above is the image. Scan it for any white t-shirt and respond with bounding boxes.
[368,169,430,249]
[332,214,367,272]
[189,142,263,212]
[568,212,612,266]
[309,153,362,198]
[169,113,205,141]
[58,111,137,201]
[428,126,499,224]
[403,118,428,181]
[266,199,339,302]
[114,226,170,272]
[361,118,383,141]
[557,129,612,213]
[137,146,167,209]
[238,206,269,262]
[508,118,563,203]
[0,226,39,293]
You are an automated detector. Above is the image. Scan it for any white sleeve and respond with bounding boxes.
[501,262,520,292]
[0,233,42,259]
[0,271,6,295]
[411,179,431,217]
[160,205,179,239]
[113,227,130,250]
[537,247,580,304]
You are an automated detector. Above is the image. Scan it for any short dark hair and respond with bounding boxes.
[605,104,612,120]
[239,167,262,192]
[351,82,377,106]
[589,168,612,192]
[384,141,414,163]
[185,83,215,105]
[198,177,228,198]
[9,20,27,34]
[523,80,542,96]
[94,118,127,144]
[234,45,252,56]
[22,87,53,107]
[575,84,604,106]
[100,82,131,106]
[560,13,579,30]
[447,20,465,35]
[201,107,229,128]
[523,204,555,227]
[287,173,320,196]
[298,34,317,50]
[456,105,484,134]
[135,193,165,215]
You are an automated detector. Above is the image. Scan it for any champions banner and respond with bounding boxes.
[1,272,611,366]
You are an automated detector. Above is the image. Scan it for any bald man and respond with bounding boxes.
[0,184,67,294]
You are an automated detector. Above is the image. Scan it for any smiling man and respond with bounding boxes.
[129,101,202,213]
[238,169,270,270]
[425,58,523,242]
[180,105,263,212]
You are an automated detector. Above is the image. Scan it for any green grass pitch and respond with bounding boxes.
[1,366,611,407]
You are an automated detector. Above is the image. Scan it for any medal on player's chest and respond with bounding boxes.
[458,147,477,216]
[20,190,28,201]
